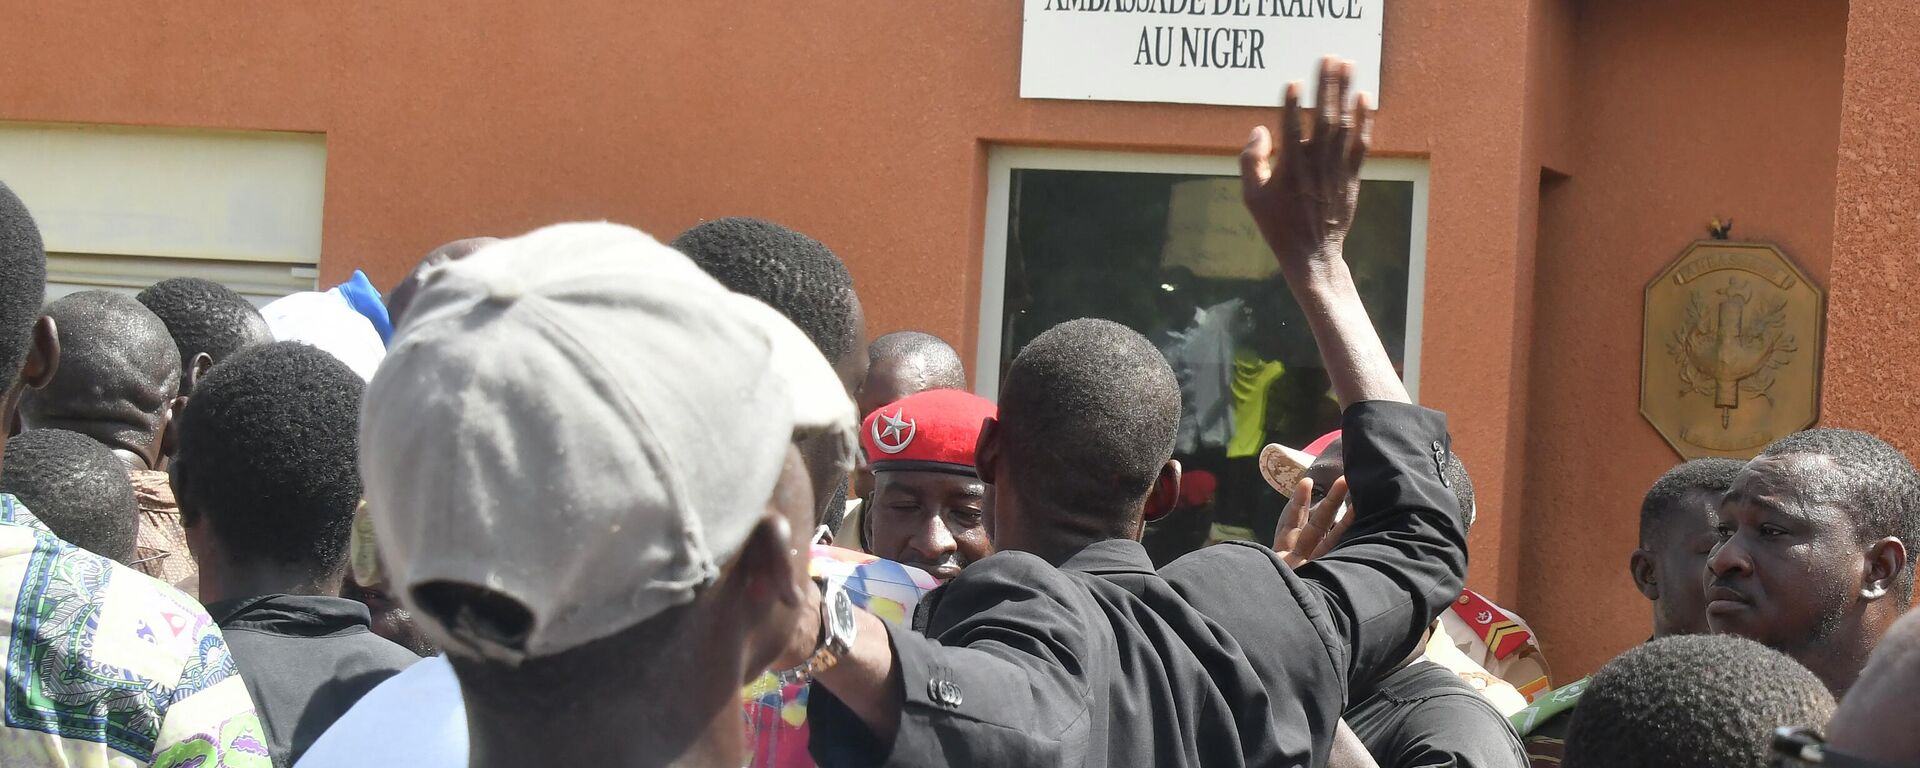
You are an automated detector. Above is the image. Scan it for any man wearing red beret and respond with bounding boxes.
[859,389,997,582]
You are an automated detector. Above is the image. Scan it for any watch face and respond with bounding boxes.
[828,587,857,638]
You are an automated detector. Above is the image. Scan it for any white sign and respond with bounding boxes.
[1020,0,1383,108]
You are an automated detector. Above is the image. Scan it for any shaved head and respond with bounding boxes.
[17,291,180,469]
[388,237,500,327]
[859,331,966,417]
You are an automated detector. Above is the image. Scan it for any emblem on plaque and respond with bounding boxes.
[1642,239,1824,460]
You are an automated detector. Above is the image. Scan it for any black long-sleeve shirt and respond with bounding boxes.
[1346,660,1530,768]
[809,401,1469,768]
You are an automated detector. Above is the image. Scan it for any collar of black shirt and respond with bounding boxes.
[1058,539,1159,577]
[206,593,377,638]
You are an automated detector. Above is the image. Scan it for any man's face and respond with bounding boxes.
[1648,490,1722,637]
[867,469,991,581]
[853,359,918,500]
[1707,454,1864,654]
[833,302,870,401]
[1305,445,1344,505]
[342,576,437,657]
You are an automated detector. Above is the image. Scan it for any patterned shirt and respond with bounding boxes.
[127,470,197,593]
[0,494,266,767]
[743,545,938,768]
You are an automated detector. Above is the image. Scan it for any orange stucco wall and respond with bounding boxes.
[1519,0,1848,677]
[0,0,1882,682]
[1824,0,1920,449]
[0,0,1547,600]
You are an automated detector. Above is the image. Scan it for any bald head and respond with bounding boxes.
[1828,609,1920,763]
[858,331,966,417]
[387,237,500,327]
[18,291,180,469]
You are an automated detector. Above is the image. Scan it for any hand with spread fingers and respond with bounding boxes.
[1240,56,1407,408]
[1272,476,1353,568]
[1240,56,1373,276]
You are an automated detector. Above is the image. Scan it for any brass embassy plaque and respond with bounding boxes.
[1641,241,1824,460]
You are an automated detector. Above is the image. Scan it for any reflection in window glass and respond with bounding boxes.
[999,169,1414,563]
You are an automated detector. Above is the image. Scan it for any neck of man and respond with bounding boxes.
[995,493,1139,566]
[468,689,744,768]
[197,559,346,607]
[463,645,749,768]
[1799,612,1889,697]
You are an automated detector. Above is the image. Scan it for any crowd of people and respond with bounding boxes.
[0,58,1914,768]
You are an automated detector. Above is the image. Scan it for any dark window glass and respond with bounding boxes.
[998,168,1415,563]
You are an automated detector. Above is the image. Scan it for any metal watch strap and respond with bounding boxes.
[773,579,851,685]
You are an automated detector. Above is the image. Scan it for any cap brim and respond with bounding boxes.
[1258,443,1317,497]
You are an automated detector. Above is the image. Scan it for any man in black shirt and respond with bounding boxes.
[790,58,1469,768]
[175,342,416,767]
[1341,456,1527,768]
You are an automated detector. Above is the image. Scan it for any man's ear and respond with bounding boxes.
[22,316,58,389]
[184,353,212,396]
[1629,548,1660,601]
[974,417,1001,485]
[169,461,199,528]
[1862,536,1908,601]
[734,513,805,607]
[155,395,187,464]
[1141,459,1183,528]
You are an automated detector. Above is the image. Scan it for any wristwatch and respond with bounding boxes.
[775,576,858,686]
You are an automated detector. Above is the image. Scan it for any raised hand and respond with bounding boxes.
[1239,57,1373,276]
[1272,476,1353,568]
[1236,57,1405,407]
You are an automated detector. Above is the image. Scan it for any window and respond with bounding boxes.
[0,122,326,305]
[977,147,1428,559]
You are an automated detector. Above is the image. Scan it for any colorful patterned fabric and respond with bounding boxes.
[1438,589,1554,703]
[128,470,197,593]
[1511,676,1587,767]
[743,545,937,768]
[0,494,266,767]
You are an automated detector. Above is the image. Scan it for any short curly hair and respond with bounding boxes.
[1640,458,1742,546]
[1563,634,1834,768]
[0,181,46,387]
[0,429,138,564]
[671,217,860,365]
[135,277,272,393]
[172,341,364,576]
[1759,428,1920,597]
[999,319,1180,524]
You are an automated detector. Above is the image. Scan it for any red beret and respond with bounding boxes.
[860,389,997,476]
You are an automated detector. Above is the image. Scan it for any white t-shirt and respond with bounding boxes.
[294,654,468,767]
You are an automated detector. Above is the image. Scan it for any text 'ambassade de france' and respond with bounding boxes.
[1038,0,1367,71]
[1040,0,1365,18]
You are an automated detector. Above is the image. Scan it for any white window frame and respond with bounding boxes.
[976,146,1429,402]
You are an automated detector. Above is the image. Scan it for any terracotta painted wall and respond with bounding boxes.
[0,0,1553,599]
[1520,0,1847,678]
[8,0,1866,682]
[1823,0,1920,446]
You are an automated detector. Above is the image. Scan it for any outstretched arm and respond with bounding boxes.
[1240,58,1468,691]
[1240,57,1407,408]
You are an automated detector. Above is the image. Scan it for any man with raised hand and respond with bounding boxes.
[793,58,1467,767]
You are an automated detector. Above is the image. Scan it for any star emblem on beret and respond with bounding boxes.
[872,409,917,454]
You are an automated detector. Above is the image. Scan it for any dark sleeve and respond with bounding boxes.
[1379,696,1529,768]
[1291,401,1470,692]
[808,554,1094,768]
